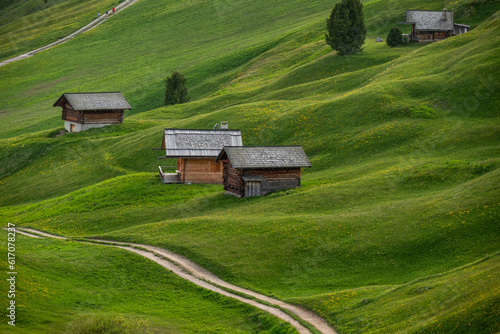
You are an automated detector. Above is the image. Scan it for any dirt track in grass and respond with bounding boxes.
[17,227,338,334]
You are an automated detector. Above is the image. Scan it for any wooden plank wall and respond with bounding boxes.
[83,111,123,124]
[222,160,245,197]
[244,169,301,196]
[221,162,302,197]
[182,158,223,184]
[61,107,124,125]
[62,106,79,122]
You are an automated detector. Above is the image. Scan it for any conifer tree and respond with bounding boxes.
[386,26,403,47]
[325,0,366,55]
[164,71,190,106]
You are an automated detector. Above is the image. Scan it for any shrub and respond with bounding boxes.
[386,26,403,47]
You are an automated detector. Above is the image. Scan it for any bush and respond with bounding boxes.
[386,26,403,47]
[65,314,151,334]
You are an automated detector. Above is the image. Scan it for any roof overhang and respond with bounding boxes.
[53,92,132,110]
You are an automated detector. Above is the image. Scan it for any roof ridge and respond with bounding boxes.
[163,128,241,132]
[406,9,453,12]
[224,145,303,148]
[63,92,123,94]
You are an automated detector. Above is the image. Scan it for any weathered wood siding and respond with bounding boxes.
[415,30,449,42]
[61,104,80,123]
[61,105,123,125]
[178,158,223,184]
[222,159,245,197]
[83,110,123,124]
[244,168,301,196]
[221,160,302,197]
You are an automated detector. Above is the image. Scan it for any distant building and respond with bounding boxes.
[399,9,470,42]
[53,92,131,132]
[158,127,243,184]
[215,146,312,198]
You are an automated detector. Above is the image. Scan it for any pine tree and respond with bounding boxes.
[386,26,403,47]
[325,0,366,55]
[164,71,190,106]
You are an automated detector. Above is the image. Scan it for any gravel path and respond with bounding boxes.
[0,0,138,68]
[16,227,338,334]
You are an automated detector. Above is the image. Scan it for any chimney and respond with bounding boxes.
[220,121,228,129]
[442,8,447,20]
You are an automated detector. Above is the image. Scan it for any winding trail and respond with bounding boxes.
[15,227,337,334]
[0,0,138,68]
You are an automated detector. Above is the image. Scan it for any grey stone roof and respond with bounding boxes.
[406,10,454,31]
[163,129,243,158]
[53,92,131,110]
[217,146,312,169]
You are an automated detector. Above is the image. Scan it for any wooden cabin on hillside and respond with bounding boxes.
[158,127,243,184]
[215,146,311,198]
[53,92,131,132]
[399,9,469,42]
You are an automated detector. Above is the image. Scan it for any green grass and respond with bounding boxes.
[0,0,124,61]
[0,234,296,333]
[290,252,500,333]
[0,0,499,333]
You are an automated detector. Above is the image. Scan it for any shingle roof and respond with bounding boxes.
[216,146,312,169]
[53,92,131,110]
[163,129,243,158]
[406,10,454,31]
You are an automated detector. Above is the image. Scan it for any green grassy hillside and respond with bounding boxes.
[0,235,295,333]
[0,0,123,61]
[0,0,499,333]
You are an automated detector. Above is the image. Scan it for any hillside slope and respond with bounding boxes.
[0,0,499,333]
[0,0,121,61]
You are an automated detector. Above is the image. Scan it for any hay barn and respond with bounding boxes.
[158,127,243,184]
[215,146,311,198]
[53,92,131,132]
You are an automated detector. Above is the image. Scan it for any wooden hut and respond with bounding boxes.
[215,146,311,198]
[158,128,243,184]
[53,92,131,132]
[399,9,469,42]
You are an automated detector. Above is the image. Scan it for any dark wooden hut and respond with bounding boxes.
[53,92,131,132]
[399,9,469,42]
[215,146,311,198]
[158,128,243,184]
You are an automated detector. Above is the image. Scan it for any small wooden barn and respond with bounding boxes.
[53,92,131,132]
[399,9,469,42]
[215,146,311,198]
[158,128,243,184]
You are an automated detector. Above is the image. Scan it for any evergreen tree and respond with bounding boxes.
[164,71,190,106]
[386,26,403,47]
[325,0,366,55]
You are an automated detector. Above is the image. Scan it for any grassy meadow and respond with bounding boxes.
[0,235,295,333]
[0,0,499,333]
[0,0,123,61]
